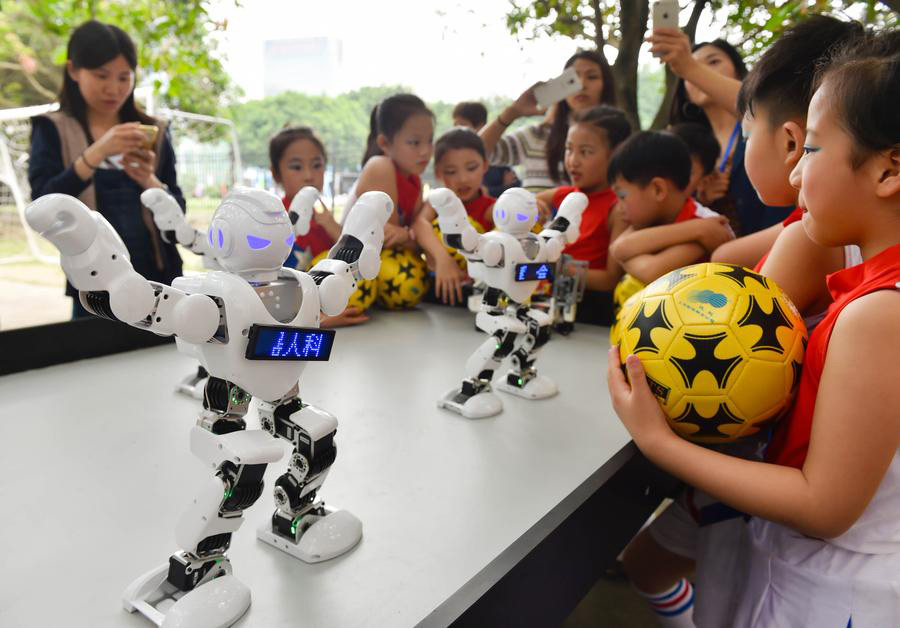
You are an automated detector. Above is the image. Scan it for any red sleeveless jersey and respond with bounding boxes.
[753,206,803,273]
[463,191,495,232]
[395,168,422,227]
[767,243,900,468]
[672,196,708,223]
[282,195,335,259]
[552,185,617,270]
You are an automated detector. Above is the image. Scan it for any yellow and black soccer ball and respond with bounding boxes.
[610,286,644,347]
[616,263,807,444]
[376,247,430,309]
[307,251,378,312]
[610,274,647,345]
[432,216,484,271]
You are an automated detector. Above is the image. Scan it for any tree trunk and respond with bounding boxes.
[650,0,709,129]
[613,0,650,131]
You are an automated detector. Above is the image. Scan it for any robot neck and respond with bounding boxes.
[237,269,279,284]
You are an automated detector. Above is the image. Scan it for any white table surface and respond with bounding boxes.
[0,305,632,627]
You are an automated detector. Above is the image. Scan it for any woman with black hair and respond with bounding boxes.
[479,50,616,192]
[28,20,185,318]
[650,29,794,235]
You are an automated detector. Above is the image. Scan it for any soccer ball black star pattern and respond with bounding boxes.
[376,248,430,309]
[613,263,808,444]
[626,300,672,354]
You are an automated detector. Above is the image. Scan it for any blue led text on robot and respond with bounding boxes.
[269,330,324,358]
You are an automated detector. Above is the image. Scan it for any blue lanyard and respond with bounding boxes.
[719,122,741,173]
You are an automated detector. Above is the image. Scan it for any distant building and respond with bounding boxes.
[263,37,343,97]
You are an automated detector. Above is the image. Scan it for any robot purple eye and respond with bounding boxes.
[246,235,271,250]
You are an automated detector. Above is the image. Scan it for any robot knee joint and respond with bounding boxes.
[218,461,266,513]
[494,332,517,358]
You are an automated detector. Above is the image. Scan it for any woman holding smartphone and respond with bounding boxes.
[479,50,617,192]
[648,25,793,237]
[29,20,185,318]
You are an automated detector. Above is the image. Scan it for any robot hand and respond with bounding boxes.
[311,191,392,315]
[328,190,392,280]
[141,188,198,249]
[540,191,588,245]
[288,186,320,238]
[428,188,482,254]
[25,194,155,323]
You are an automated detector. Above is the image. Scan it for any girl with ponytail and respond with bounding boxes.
[347,93,434,249]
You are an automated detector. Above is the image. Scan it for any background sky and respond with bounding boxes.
[212,0,724,102]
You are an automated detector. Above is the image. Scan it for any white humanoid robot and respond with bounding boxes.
[25,186,392,627]
[429,187,588,419]
[144,188,322,400]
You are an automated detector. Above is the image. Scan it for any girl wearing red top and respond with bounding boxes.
[269,125,366,327]
[269,126,341,266]
[347,94,434,250]
[609,32,900,625]
[414,128,495,305]
[536,105,633,293]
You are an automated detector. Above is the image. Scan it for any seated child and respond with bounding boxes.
[607,131,734,286]
[347,93,434,250]
[534,105,632,325]
[269,125,367,327]
[452,101,520,197]
[412,128,495,305]
[270,126,341,269]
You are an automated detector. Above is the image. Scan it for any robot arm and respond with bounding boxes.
[141,188,211,257]
[538,190,588,261]
[428,188,502,266]
[309,190,393,316]
[25,194,219,343]
[286,186,320,238]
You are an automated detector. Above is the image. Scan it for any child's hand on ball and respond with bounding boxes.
[606,346,674,452]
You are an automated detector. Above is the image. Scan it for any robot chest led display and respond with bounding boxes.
[173,269,325,403]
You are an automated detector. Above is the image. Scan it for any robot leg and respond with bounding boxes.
[437,309,524,419]
[496,307,558,400]
[123,378,283,627]
[257,395,361,562]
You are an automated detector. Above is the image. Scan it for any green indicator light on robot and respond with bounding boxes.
[225,488,233,499]
[518,378,524,386]
[290,516,302,536]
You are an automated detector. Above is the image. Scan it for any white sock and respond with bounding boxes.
[635,578,695,628]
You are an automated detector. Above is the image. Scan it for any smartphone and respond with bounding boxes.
[652,0,680,30]
[137,124,159,150]
[534,66,582,109]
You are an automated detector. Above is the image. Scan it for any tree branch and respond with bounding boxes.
[612,0,650,130]
[591,0,606,50]
[684,0,708,40]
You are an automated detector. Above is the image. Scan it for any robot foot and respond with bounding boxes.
[437,387,503,418]
[122,562,250,628]
[496,372,558,400]
[257,506,362,563]
[176,366,208,400]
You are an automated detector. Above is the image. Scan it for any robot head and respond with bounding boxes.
[207,187,293,274]
[492,188,539,235]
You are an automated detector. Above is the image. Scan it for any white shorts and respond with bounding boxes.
[648,489,752,628]
[733,519,900,627]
